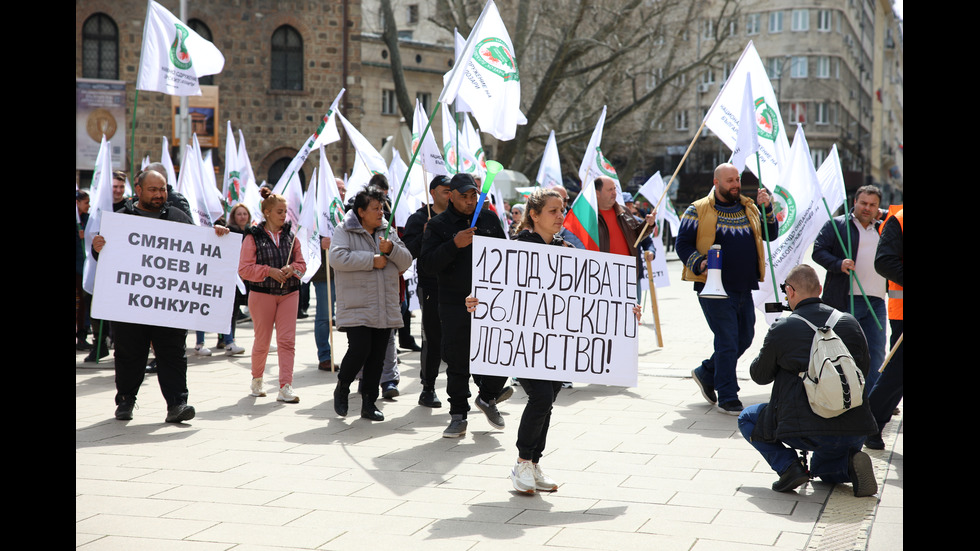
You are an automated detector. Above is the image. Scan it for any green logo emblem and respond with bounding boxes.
[596,148,619,180]
[443,143,475,174]
[329,198,345,227]
[473,37,519,82]
[772,185,795,237]
[170,23,193,70]
[754,97,779,141]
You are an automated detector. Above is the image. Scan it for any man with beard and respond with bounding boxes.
[676,163,778,415]
[92,169,229,423]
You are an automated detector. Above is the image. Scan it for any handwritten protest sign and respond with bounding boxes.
[91,212,242,334]
[469,236,639,387]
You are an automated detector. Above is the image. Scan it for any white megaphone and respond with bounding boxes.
[699,244,728,299]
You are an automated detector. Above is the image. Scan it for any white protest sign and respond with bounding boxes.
[639,233,670,292]
[91,212,242,334]
[469,236,640,387]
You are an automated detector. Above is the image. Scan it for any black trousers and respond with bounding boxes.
[418,282,442,390]
[516,378,563,463]
[338,327,392,403]
[113,321,188,409]
[439,302,506,417]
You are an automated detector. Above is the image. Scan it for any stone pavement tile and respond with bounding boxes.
[75,478,177,499]
[76,463,160,482]
[151,484,291,506]
[127,468,274,490]
[287,509,434,534]
[385,501,523,524]
[589,500,719,523]
[507,507,651,533]
[184,521,344,549]
[349,482,484,503]
[77,535,232,550]
[710,501,824,533]
[545,526,695,551]
[266,492,405,514]
[556,482,675,505]
[239,473,371,496]
[637,516,783,546]
[162,501,311,526]
[76,494,189,519]
[422,518,561,544]
[319,531,476,551]
[75,513,216,541]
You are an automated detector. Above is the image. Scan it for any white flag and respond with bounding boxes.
[337,112,389,178]
[636,171,680,237]
[272,92,347,198]
[440,0,526,141]
[412,98,448,177]
[752,125,830,321]
[441,103,479,175]
[388,149,419,227]
[83,136,116,294]
[136,0,225,96]
[728,76,761,173]
[316,145,345,237]
[703,41,790,190]
[222,121,241,210]
[577,107,624,206]
[176,135,214,227]
[461,112,488,180]
[297,174,322,284]
[535,130,563,188]
[816,144,846,215]
[237,129,256,191]
[197,139,224,222]
[161,136,177,189]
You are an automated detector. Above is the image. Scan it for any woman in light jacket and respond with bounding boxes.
[329,188,412,421]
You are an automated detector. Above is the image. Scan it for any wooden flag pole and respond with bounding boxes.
[632,117,708,249]
[877,332,903,374]
[644,253,664,347]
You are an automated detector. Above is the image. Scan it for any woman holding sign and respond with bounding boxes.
[238,194,306,404]
[466,189,642,494]
[330,188,412,421]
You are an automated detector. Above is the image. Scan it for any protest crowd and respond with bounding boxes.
[77,0,901,502]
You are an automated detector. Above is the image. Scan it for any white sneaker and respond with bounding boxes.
[510,460,536,494]
[277,384,300,403]
[250,377,266,397]
[225,343,246,355]
[194,344,212,356]
[533,464,558,491]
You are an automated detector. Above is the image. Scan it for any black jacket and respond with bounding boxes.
[874,214,903,287]
[403,205,436,288]
[419,202,506,305]
[749,297,878,443]
[811,212,882,311]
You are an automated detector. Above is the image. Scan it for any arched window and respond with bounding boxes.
[268,158,306,192]
[82,13,118,80]
[188,19,214,86]
[271,26,303,91]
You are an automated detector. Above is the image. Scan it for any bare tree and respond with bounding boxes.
[416,0,740,184]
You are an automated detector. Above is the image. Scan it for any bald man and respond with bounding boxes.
[677,163,778,415]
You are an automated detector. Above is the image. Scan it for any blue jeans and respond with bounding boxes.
[738,404,865,482]
[852,296,886,393]
[313,280,335,362]
[695,290,755,403]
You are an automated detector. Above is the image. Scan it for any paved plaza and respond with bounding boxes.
[76,255,902,550]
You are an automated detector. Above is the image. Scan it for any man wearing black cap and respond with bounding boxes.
[420,173,512,437]
[403,176,452,408]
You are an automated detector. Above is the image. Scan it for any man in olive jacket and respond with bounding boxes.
[737,264,878,497]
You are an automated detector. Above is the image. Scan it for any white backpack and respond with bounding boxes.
[791,310,865,418]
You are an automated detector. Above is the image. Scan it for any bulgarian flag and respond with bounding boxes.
[563,180,600,251]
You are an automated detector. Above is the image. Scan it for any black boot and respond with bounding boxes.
[333,382,350,417]
[361,399,385,421]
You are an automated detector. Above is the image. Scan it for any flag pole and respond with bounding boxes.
[877,332,902,373]
[819,197,883,330]
[644,252,664,347]
[632,117,708,249]
[325,254,336,371]
[755,153,780,299]
[385,101,441,240]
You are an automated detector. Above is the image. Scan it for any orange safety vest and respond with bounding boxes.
[879,206,903,320]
